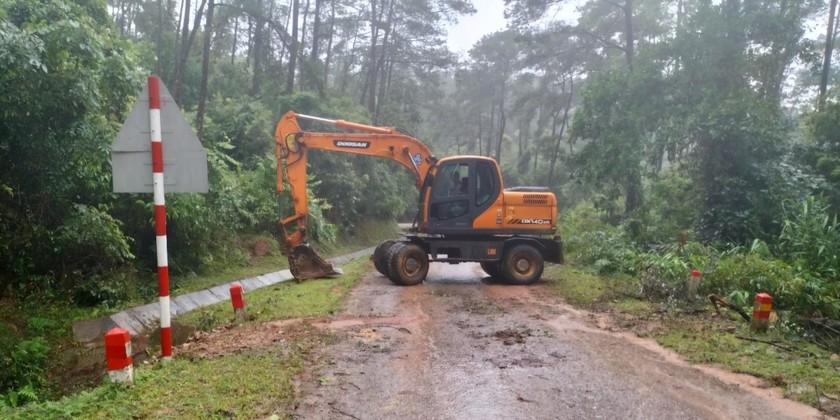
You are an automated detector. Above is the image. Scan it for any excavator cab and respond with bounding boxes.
[423,157,502,234]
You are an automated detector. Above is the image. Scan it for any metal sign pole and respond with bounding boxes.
[149,75,172,361]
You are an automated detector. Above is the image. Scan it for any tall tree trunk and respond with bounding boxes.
[820,0,838,108]
[310,0,323,61]
[247,16,253,65]
[495,105,505,163]
[369,0,394,116]
[156,0,163,75]
[231,17,238,66]
[197,0,215,137]
[339,18,362,93]
[548,77,573,184]
[286,0,300,94]
[323,0,336,85]
[252,0,264,95]
[174,0,191,86]
[495,78,506,163]
[624,172,641,217]
[487,101,495,157]
[361,0,382,106]
[117,0,126,36]
[624,0,634,71]
[175,0,207,104]
[477,112,483,156]
[301,0,311,51]
[298,0,311,88]
[375,52,395,122]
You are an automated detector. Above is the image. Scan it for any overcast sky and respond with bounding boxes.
[445,0,507,56]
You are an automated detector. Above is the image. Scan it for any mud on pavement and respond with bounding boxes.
[292,262,830,420]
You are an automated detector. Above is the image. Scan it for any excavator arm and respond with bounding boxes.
[274,111,437,280]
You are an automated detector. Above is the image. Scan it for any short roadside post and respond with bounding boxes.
[230,283,246,322]
[750,293,773,332]
[105,328,133,386]
[687,270,701,301]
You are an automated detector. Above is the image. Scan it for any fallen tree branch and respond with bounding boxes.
[804,317,840,336]
[328,402,361,419]
[708,294,751,322]
[735,335,795,352]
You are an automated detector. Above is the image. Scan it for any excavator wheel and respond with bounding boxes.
[372,240,396,276]
[480,261,502,279]
[500,244,544,285]
[386,242,428,286]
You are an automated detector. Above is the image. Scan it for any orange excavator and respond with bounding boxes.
[275,111,563,285]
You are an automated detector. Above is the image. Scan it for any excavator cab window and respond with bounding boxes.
[430,162,470,221]
[475,161,495,207]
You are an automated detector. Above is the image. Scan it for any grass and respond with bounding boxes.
[148,219,400,309]
[0,220,399,410]
[656,320,840,408]
[179,257,372,331]
[543,262,840,415]
[3,256,374,418]
[543,264,640,309]
[4,343,312,419]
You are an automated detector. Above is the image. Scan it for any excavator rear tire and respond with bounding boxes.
[373,240,395,276]
[386,242,428,286]
[500,244,544,285]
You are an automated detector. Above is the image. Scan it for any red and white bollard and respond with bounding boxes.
[105,328,134,386]
[230,283,246,322]
[751,293,773,332]
[688,269,701,300]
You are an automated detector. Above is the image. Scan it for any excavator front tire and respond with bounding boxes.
[372,240,395,276]
[500,244,544,285]
[386,242,428,286]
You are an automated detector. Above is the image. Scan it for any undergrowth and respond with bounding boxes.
[0,220,398,409]
[2,254,374,417]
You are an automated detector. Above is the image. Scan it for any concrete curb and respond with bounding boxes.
[72,246,376,342]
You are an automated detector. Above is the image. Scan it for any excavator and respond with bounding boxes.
[274,111,563,285]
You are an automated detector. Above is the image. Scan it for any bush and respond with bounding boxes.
[566,230,640,274]
[778,196,840,280]
[637,252,690,299]
[0,335,50,407]
[705,253,797,304]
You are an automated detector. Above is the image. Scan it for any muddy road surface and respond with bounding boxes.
[294,263,827,419]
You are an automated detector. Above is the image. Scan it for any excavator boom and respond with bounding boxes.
[274,111,436,280]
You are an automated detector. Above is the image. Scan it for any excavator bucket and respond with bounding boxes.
[288,244,342,280]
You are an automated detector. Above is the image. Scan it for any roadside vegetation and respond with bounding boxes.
[0,257,369,418]
[545,198,840,414]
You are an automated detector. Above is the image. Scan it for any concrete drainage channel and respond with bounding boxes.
[72,247,375,343]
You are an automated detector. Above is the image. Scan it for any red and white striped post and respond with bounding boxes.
[688,269,701,300]
[149,75,172,360]
[751,293,773,332]
[105,327,134,385]
[230,283,246,322]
